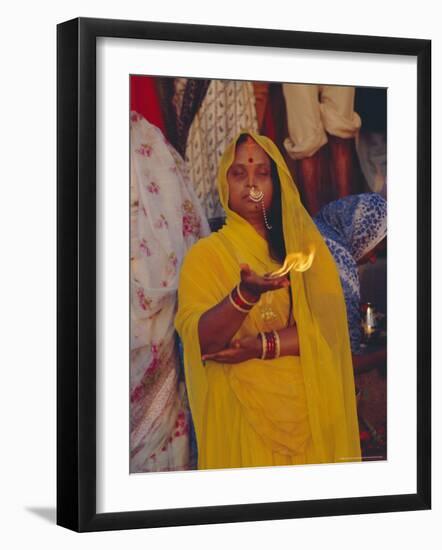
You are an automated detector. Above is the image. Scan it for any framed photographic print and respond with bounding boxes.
[57,17,431,532]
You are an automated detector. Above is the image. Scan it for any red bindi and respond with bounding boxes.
[245,135,256,164]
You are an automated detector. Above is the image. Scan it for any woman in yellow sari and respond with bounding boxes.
[175,131,361,470]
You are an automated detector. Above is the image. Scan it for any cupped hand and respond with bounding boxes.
[239,263,289,300]
[201,335,260,364]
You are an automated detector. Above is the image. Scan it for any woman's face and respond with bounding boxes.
[226,138,274,222]
[357,237,387,266]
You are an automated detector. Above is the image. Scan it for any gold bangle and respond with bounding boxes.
[228,292,250,313]
[236,283,259,306]
[273,330,281,359]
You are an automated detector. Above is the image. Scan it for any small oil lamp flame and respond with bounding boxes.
[265,246,315,278]
[362,302,377,339]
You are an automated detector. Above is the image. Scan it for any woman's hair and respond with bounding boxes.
[268,159,286,263]
[268,158,293,328]
[235,133,286,263]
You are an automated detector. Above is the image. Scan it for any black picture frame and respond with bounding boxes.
[57,17,431,532]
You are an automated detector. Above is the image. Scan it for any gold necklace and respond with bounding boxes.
[258,288,278,324]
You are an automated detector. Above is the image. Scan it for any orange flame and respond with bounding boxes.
[265,245,315,278]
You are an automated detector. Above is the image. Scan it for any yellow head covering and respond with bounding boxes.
[175,130,361,467]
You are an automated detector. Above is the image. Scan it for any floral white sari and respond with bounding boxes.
[130,112,210,472]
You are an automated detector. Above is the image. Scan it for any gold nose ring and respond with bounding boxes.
[249,186,264,202]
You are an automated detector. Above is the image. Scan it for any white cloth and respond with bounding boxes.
[130,112,210,472]
[185,79,258,219]
[283,84,361,160]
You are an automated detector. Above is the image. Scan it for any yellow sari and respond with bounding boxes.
[175,131,361,469]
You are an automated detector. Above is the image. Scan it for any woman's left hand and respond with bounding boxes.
[201,335,260,364]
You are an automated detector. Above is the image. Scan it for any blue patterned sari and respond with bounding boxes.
[314,193,387,354]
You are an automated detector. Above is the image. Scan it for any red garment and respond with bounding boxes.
[260,93,277,142]
[130,76,166,134]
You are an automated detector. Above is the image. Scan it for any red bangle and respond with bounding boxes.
[237,283,259,306]
[230,285,253,312]
[260,331,279,360]
[264,331,276,359]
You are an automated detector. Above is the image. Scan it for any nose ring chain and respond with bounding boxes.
[249,186,272,230]
[261,198,273,230]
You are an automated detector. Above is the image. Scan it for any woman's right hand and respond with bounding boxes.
[239,263,290,301]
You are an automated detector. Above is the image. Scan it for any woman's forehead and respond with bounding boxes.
[234,141,270,164]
